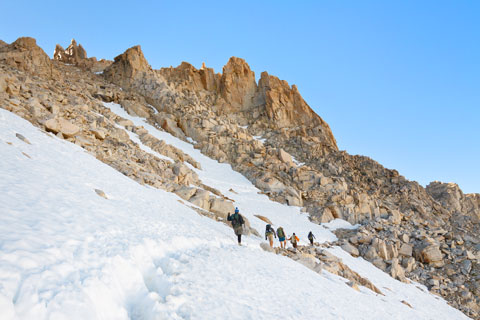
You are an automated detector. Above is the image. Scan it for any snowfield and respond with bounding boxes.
[0,107,469,319]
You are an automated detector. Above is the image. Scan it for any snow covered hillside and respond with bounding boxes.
[0,107,468,319]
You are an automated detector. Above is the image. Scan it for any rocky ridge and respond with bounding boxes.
[0,36,479,318]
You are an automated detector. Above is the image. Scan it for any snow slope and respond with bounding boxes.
[0,108,468,319]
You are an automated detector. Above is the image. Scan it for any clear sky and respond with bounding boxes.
[1,0,478,193]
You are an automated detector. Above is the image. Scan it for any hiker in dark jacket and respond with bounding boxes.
[277,226,286,249]
[265,224,277,247]
[227,207,245,245]
[308,231,316,246]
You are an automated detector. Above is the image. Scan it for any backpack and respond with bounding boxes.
[277,227,285,238]
[232,213,244,227]
[265,224,273,235]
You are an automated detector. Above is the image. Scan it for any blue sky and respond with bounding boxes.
[1,1,479,193]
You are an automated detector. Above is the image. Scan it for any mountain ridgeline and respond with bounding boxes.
[1,37,479,318]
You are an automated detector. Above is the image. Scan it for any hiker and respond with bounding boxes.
[277,226,286,249]
[308,231,316,246]
[265,224,277,247]
[288,233,299,249]
[227,207,245,245]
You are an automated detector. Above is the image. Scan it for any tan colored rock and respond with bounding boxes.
[296,253,318,270]
[109,128,130,143]
[278,148,294,166]
[75,135,94,147]
[189,189,211,211]
[159,61,220,92]
[0,73,8,92]
[386,243,398,259]
[120,100,150,118]
[254,215,272,224]
[466,250,476,260]
[103,45,152,88]
[219,57,257,112]
[53,44,66,61]
[90,128,106,140]
[389,210,403,224]
[372,258,387,271]
[286,194,303,207]
[160,117,186,139]
[0,37,54,77]
[421,245,444,266]
[341,243,359,257]
[375,239,390,260]
[67,39,86,61]
[15,133,31,144]
[94,189,108,199]
[255,71,337,149]
[175,186,197,201]
[347,281,360,291]
[402,257,416,272]
[260,242,275,253]
[426,181,463,213]
[117,119,134,128]
[390,258,407,282]
[364,246,379,261]
[53,39,87,64]
[319,207,335,223]
[399,243,413,257]
[255,176,286,193]
[209,198,235,218]
[45,118,80,138]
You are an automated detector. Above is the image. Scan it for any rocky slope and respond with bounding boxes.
[1,36,479,318]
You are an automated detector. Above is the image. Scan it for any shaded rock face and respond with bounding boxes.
[53,39,87,64]
[103,45,152,87]
[219,57,257,112]
[0,37,53,77]
[257,73,328,129]
[159,62,220,92]
[427,181,480,219]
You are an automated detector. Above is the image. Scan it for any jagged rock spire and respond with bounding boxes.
[53,38,87,64]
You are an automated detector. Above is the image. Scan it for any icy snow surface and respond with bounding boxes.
[0,107,468,319]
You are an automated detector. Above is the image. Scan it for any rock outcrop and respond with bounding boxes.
[53,39,87,64]
[427,181,480,219]
[219,57,257,112]
[0,37,53,77]
[160,61,220,92]
[256,71,336,146]
[53,39,112,72]
[103,45,152,88]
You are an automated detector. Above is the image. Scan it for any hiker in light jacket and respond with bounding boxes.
[289,233,299,249]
